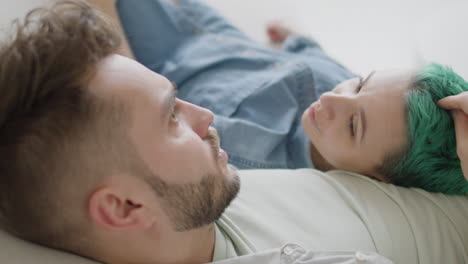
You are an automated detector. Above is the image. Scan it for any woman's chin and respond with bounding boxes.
[301,110,315,141]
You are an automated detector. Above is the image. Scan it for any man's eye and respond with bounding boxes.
[170,112,179,123]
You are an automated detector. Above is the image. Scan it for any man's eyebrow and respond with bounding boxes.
[359,71,374,144]
[161,82,178,121]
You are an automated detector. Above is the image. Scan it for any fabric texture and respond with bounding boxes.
[212,244,394,264]
[1,1,465,264]
[1,170,467,264]
[116,0,356,169]
[213,169,468,264]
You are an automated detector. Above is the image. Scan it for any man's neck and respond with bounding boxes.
[309,143,335,171]
[188,224,216,264]
[170,223,216,264]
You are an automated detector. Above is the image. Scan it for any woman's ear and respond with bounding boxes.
[88,184,156,231]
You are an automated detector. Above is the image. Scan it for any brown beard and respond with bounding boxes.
[145,164,240,231]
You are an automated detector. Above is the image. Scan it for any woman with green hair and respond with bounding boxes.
[267,22,468,195]
[301,62,468,195]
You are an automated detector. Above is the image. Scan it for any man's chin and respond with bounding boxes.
[226,163,238,175]
[218,161,237,178]
[223,164,241,201]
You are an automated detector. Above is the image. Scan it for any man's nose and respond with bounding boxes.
[318,92,353,120]
[183,101,214,138]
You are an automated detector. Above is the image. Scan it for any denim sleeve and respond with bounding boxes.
[115,0,354,170]
[116,0,251,70]
[282,35,357,83]
[212,63,316,170]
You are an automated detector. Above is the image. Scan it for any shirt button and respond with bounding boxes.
[282,245,294,255]
[355,251,368,262]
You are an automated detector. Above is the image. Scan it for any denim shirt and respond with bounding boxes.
[117,0,356,169]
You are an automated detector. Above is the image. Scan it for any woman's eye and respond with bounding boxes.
[170,112,179,123]
[349,114,356,137]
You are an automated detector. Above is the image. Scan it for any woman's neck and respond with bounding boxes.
[309,143,335,171]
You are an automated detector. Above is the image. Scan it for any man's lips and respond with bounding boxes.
[207,127,228,162]
[218,148,228,162]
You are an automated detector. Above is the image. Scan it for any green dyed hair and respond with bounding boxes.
[377,64,468,195]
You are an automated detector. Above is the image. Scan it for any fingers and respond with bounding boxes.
[452,110,468,162]
[451,111,468,181]
[266,21,294,43]
[438,91,468,112]
[438,96,460,110]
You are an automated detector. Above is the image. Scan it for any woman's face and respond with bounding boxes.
[302,70,414,180]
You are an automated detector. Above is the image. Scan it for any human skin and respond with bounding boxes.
[302,70,412,181]
[86,54,239,264]
[438,92,468,181]
[268,22,413,181]
[68,3,242,263]
[96,5,412,184]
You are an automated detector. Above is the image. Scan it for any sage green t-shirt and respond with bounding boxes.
[212,169,468,264]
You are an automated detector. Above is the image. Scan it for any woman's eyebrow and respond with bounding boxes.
[361,71,376,90]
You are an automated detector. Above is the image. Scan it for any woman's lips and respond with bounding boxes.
[309,103,316,121]
[308,102,320,131]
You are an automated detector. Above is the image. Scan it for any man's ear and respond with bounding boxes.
[88,184,156,231]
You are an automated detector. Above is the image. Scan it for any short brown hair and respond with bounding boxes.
[0,0,126,256]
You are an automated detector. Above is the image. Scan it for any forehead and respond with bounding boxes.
[359,70,414,165]
[87,55,179,175]
[88,55,170,109]
[88,54,168,97]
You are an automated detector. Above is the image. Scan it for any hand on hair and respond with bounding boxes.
[266,21,296,43]
[438,92,468,181]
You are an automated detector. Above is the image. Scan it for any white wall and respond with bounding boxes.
[203,0,468,77]
[1,0,467,77]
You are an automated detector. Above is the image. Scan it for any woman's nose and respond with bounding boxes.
[318,92,353,120]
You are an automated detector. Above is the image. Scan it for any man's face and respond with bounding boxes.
[90,55,239,230]
[302,70,413,181]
